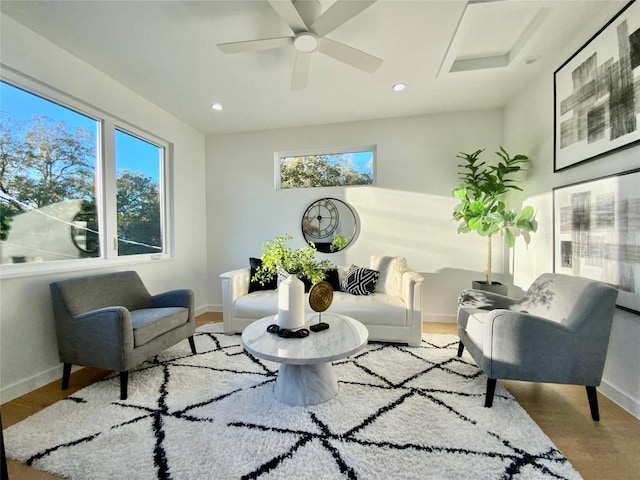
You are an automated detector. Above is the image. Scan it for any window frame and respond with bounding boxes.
[0,69,173,279]
[274,144,377,191]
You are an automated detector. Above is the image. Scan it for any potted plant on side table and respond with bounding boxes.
[253,234,334,329]
[451,147,538,295]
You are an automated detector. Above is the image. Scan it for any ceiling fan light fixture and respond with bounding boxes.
[294,32,319,53]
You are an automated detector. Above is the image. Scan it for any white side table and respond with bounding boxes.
[241,313,368,406]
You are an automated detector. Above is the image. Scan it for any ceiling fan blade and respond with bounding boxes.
[267,0,308,32]
[291,51,312,90]
[310,0,376,37]
[217,36,293,54]
[317,38,382,73]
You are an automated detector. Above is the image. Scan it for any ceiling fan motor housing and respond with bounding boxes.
[294,32,319,52]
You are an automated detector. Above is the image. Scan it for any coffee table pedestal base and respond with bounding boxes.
[274,363,337,406]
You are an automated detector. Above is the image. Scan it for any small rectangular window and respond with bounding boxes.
[277,146,375,190]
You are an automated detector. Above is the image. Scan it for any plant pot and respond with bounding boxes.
[472,280,508,296]
[277,274,305,330]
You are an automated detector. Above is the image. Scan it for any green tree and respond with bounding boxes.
[0,114,94,211]
[116,171,161,255]
[0,114,161,257]
[280,154,372,189]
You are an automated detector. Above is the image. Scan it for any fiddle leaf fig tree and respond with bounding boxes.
[452,147,538,285]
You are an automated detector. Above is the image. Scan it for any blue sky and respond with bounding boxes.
[1,81,159,181]
[344,151,374,174]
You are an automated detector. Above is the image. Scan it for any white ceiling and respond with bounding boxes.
[0,0,628,135]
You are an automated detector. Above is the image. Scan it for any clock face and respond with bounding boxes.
[302,198,340,239]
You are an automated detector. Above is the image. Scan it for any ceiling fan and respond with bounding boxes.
[217,0,382,90]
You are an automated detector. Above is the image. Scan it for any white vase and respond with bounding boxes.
[277,274,305,330]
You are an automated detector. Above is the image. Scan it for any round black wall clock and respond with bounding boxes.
[301,197,358,253]
[302,198,340,239]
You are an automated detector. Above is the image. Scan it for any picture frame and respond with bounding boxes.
[553,0,640,172]
[553,168,640,314]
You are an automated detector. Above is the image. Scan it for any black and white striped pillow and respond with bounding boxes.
[341,264,380,296]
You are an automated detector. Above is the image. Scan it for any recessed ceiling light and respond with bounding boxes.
[210,102,223,111]
[392,83,406,92]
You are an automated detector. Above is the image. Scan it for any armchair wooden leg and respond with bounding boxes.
[62,363,72,390]
[586,386,600,421]
[485,378,497,408]
[120,371,129,400]
[456,341,464,357]
[188,335,197,355]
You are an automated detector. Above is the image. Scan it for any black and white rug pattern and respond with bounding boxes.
[5,323,581,480]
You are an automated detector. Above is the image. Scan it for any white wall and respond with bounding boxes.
[206,111,504,321]
[0,15,209,402]
[504,5,640,417]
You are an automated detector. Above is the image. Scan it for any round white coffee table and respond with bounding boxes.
[241,313,368,406]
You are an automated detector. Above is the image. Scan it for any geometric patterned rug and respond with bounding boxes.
[4,323,581,479]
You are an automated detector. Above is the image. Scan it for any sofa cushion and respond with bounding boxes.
[131,307,189,347]
[249,257,277,293]
[329,292,407,326]
[341,265,380,296]
[370,255,407,297]
[233,290,407,327]
[234,290,276,319]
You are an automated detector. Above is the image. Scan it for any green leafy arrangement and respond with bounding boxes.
[452,147,538,285]
[253,234,334,286]
[330,234,349,252]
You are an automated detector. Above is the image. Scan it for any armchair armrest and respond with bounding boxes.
[149,289,193,309]
[483,310,603,384]
[149,289,195,325]
[458,288,519,310]
[59,307,135,369]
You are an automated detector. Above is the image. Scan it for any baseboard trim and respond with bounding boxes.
[423,314,457,323]
[1,364,66,404]
[599,379,640,419]
[196,304,221,316]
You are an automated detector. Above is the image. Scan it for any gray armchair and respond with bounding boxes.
[456,273,617,421]
[50,271,196,400]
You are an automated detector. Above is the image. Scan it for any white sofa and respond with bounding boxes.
[220,258,424,347]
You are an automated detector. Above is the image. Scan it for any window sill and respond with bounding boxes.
[0,254,172,280]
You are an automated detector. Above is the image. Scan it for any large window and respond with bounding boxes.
[277,146,375,190]
[0,76,170,274]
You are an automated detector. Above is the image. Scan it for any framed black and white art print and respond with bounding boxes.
[554,0,640,172]
[553,168,640,314]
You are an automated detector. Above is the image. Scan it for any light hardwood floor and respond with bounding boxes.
[2,313,639,479]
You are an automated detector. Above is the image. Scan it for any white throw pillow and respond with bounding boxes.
[369,255,407,297]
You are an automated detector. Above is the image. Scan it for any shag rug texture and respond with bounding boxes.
[5,323,581,480]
